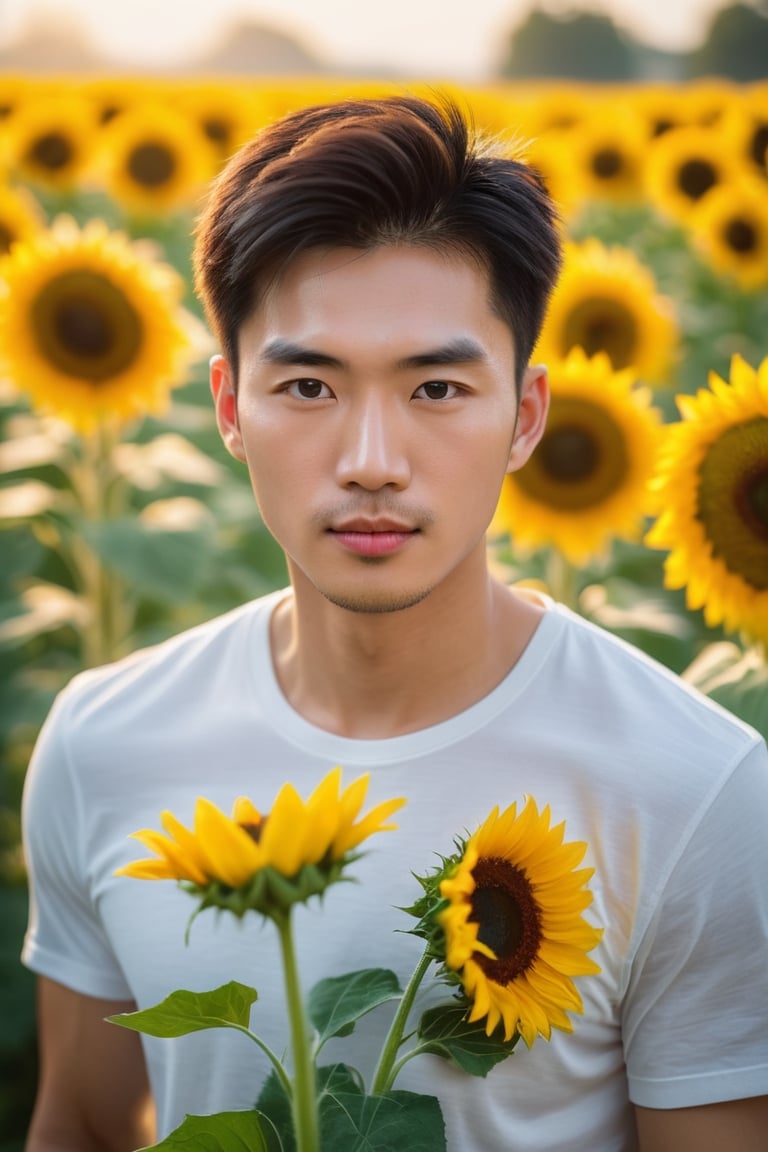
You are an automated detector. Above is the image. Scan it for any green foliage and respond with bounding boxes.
[686,3,768,80]
[108,981,259,1038]
[137,1110,282,1151]
[416,1003,520,1076]
[499,9,636,81]
[308,969,404,1048]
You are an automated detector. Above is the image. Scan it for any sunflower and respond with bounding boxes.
[116,766,406,917]
[533,237,678,384]
[172,82,273,163]
[0,183,45,256]
[2,92,98,191]
[0,215,195,432]
[645,354,768,647]
[492,348,661,564]
[525,131,586,222]
[437,796,601,1047]
[720,92,768,180]
[94,103,218,216]
[643,124,745,225]
[687,176,768,292]
[564,107,647,203]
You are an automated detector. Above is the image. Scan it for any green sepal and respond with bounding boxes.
[416,1001,521,1076]
[179,853,362,927]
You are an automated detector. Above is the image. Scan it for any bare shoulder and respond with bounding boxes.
[26,977,155,1152]
[635,1097,768,1152]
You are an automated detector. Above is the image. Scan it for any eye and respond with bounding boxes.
[413,380,461,401]
[285,378,333,399]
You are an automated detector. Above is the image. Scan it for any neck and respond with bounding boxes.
[270,558,545,739]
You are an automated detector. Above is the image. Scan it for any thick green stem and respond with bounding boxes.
[69,421,131,667]
[274,910,319,1152]
[371,945,433,1095]
[546,547,580,612]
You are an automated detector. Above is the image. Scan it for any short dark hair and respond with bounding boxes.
[194,93,562,386]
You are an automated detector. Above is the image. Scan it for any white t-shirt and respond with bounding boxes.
[22,590,768,1151]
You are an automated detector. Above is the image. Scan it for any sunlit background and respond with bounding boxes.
[0,0,749,78]
[0,4,766,1149]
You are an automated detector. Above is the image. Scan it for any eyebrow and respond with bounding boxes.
[259,336,490,371]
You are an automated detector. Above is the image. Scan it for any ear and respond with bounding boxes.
[506,363,549,474]
[210,354,246,463]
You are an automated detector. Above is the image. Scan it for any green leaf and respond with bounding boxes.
[417,1003,520,1077]
[308,968,403,1047]
[684,642,768,741]
[107,982,258,1038]
[256,1063,364,1152]
[79,517,214,601]
[137,1109,282,1151]
[319,1090,446,1152]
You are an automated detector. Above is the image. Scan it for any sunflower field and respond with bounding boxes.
[0,72,767,1147]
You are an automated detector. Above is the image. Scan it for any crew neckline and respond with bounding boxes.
[246,589,565,765]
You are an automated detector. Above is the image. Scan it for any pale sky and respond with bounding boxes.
[0,0,732,80]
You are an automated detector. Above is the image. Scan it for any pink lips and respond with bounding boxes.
[330,519,417,558]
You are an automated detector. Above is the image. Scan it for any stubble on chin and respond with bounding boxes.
[317,578,433,615]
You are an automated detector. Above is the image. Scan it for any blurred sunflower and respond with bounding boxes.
[721,93,768,180]
[2,93,98,192]
[0,183,45,256]
[492,348,661,564]
[116,766,406,917]
[646,354,768,647]
[173,83,272,162]
[644,124,743,224]
[564,108,646,203]
[533,237,678,383]
[632,84,693,139]
[688,176,768,291]
[526,132,586,222]
[0,216,195,432]
[437,796,602,1047]
[94,103,218,216]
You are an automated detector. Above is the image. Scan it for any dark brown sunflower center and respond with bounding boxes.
[0,223,15,254]
[240,817,266,843]
[31,270,143,383]
[29,131,73,171]
[697,417,768,590]
[127,142,177,188]
[470,857,542,984]
[723,217,758,254]
[539,425,599,482]
[591,148,623,179]
[750,123,768,171]
[678,158,718,200]
[515,397,630,511]
[203,117,231,147]
[561,297,638,370]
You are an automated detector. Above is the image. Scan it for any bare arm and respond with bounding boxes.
[636,1096,768,1152]
[25,976,156,1152]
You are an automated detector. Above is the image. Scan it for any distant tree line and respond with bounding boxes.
[497,2,768,82]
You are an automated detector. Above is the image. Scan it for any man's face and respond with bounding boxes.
[212,244,547,614]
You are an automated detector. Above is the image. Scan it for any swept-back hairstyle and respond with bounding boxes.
[194,94,561,385]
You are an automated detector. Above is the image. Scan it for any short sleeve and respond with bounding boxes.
[623,737,768,1108]
[21,684,134,999]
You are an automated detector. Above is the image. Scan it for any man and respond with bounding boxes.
[22,95,768,1151]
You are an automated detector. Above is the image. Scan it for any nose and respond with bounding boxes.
[335,393,411,492]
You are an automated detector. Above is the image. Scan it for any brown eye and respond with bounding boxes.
[288,378,329,399]
[415,381,458,400]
